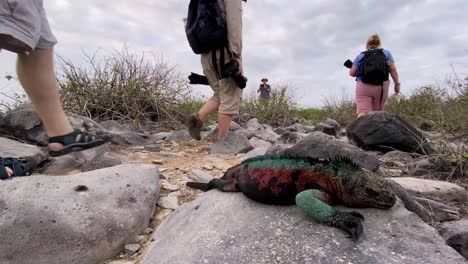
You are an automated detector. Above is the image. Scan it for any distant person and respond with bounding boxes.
[257,78,271,99]
[186,0,246,141]
[0,0,109,179]
[347,34,400,117]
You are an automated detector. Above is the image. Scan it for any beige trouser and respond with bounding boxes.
[0,0,57,49]
[201,49,243,115]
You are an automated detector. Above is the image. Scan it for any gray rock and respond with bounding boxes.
[414,197,459,222]
[234,128,255,139]
[81,152,122,172]
[157,196,179,210]
[280,132,380,171]
[265,142,294,155]
[323,118,341,131]
[210,133,252,155]
[245,118,264,132]
[0,164,159,264]
[151,132,173,141]
[253,127,280,143]
[144,144,162,152]
[347,112,434,155]
[165,129,193,142]
[189,169,214,183]
[284,123,314,134]
[0,104,108,146]
[249,138,272,149]
[0,137,47,165]
[72,143,112,162]
[381,151,418,163]
[408,157,459,178]
[439,220,468,259]
[161,181,180,192]
[42,155,84,174]
[314,122,337,137]
[273,128,286,135]
[124,244,141,255]
[0,104,48,145]
[143,191,465,264]
[241,147,269,161]
[229,121,243,131]
[99,120,146,146]
[388,177,468,202]
[278,131,303,144]
[107,260,135,264]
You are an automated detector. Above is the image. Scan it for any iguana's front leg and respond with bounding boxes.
[295,190,365,241]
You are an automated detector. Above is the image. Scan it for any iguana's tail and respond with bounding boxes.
[187,179,238,192]
[186,181,213,192]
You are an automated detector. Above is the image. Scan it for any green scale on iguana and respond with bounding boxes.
[187,155,397,240]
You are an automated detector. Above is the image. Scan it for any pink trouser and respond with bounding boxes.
[355,81,390,115]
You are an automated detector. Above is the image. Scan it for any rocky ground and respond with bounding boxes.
[1,105,467,264]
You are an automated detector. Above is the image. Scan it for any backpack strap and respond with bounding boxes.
[212,49,221,79]
[212,44,234,80]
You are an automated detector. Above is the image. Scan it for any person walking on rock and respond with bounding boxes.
[0,0,109,179]
[348,34,400,117]
[257,78,271,100]
[186,0,245,141]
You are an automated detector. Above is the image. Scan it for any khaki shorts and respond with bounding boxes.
[0,0,57,50]
[201,49,243,115]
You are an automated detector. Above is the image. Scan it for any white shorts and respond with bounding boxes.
[0,0,57,50]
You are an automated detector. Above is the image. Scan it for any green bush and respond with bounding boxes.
[386,85,468,134]
[238,84,298,127]
[297,107,322,125]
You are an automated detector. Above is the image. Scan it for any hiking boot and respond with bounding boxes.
[187,114,203,140]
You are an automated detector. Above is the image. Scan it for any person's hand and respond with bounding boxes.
[394,83,401,95]
[236,58,243,75]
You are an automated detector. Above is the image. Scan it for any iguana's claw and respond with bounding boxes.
[333,210,365,241]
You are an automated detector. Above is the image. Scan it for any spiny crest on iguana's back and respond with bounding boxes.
[241,155,364,177]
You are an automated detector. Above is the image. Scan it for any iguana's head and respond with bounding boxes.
[343,171,396,209]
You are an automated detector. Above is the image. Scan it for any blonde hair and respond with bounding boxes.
[366,34,382,50]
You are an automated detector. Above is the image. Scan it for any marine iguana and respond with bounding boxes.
[187,155,397,240]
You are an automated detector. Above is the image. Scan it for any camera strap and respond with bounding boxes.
[212,45,234,80]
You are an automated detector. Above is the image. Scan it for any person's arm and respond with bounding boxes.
[389,62,400,95]
[349,66,358,77]
[349,54,362,77]
[266,84,271,92]
[225,0,243,74]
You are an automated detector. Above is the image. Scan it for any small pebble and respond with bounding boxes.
[152,160,165,165]
[124,244,141,255]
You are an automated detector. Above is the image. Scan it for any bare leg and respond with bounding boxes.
[16,48,74,150]
[218,113,233,140]
[198,99,220,122]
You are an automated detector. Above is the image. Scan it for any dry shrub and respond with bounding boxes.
[320,89,356,126]
[58,47,193,129]
[238,83,298,127]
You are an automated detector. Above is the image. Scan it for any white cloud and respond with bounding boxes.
[1,0,468,107]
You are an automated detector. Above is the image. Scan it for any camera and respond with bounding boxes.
[344,59,353,69]
[221,60,248,89]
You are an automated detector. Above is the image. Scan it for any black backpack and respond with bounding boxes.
[359,49,389,85]
[186,0,227,54]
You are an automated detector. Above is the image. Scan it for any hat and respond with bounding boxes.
[261,78,268,82]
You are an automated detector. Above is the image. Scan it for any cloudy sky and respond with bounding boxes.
[1,0,467,107]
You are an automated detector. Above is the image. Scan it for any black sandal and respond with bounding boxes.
[0,157,37,180]
[48,129,110,157]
